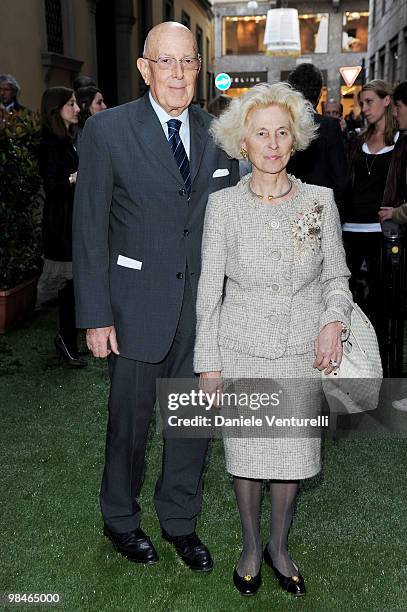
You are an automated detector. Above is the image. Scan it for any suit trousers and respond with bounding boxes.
[100,276,209,536]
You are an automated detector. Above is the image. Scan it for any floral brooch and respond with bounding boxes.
[292,202,324,251]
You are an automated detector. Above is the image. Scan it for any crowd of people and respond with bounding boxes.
[0,74,108,365]
[2,18,407,598]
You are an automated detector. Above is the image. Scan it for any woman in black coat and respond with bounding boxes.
[38,87,85,367]
[343,80,398,371]
[74,85,106,153]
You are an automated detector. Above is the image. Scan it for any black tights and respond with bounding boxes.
[234,476,299,577]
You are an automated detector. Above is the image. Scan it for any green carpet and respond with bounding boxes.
[1,307,407,611]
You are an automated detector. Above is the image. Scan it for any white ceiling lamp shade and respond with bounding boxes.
[264,8,301,57]
[314,13,328,53]
[247,1,259,8]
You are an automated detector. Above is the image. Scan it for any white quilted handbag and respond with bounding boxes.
[322,290,383,414]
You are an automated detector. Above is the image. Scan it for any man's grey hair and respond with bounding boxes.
[0,74,20,92]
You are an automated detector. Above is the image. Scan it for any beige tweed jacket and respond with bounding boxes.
[194,174,352,373]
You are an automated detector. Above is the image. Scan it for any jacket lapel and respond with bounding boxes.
[189,105,209,185]
[128,94,183,183]
[127,94,210,187]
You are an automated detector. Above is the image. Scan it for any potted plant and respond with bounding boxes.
[0,108,43,333]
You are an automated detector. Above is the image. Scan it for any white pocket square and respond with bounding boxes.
[117,255,143,270]
[212,168,230,178]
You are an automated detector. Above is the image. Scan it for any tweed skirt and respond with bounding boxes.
[219,347,323,480]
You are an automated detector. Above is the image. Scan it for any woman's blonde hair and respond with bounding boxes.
[359,80,397,146]
[209,82,318,160]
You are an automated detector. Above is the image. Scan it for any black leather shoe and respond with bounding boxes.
[103,525,159,564]
[233,567,262,596]
[263,546,306,596]
[54,334,86,368]
[162,530,213,572]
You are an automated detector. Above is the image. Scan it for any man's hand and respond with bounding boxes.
[86,326,120,358]
[379,207,394,222]
[313,322,343,375]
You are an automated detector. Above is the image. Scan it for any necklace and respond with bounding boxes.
[365,154,377,176]
[249,178,293,201]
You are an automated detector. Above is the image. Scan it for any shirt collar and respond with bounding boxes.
[149,92,189,127]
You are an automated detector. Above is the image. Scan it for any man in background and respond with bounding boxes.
[0,74,27,112]
[323,99,348,134]
[287,64,349,218]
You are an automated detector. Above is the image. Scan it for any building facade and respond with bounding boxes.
[368,0,407,84]
[0,0,214,112]
[213,0,369,114]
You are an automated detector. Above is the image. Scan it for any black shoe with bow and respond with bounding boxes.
[103,525,159,564]
[233,567,262,596]
[263,546,306,596]
[162,530,213,572]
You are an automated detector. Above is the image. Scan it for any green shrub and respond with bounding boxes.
[0,109,43,290]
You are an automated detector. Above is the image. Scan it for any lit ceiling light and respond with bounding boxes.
[247,1,258,9]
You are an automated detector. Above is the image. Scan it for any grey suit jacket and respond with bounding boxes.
[194,174,352,373]
[73,93,239,362]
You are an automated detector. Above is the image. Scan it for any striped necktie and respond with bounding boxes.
[167,118,191,196]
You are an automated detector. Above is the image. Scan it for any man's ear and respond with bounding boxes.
[137,58,150,86]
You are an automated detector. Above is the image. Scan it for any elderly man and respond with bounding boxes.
[322,99,347,133]
[73,22,239,570]
[0,74,26,112]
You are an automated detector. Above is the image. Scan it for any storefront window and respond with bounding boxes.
[299,14,329,54]
[342,11,369,53]
[222,16,266,55]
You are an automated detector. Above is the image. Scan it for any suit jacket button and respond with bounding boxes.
[270,250,281,260]
[270,220,280,229]
[176,272,184,279]
[271,283,280,292]
[184,229,189,236]
[179,188,186,196]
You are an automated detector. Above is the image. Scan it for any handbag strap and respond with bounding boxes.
[324,289,367,354]
[326,306,367,356]
[325,287,374,356]
[324,288,370,327]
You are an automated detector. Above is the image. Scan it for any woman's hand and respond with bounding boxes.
[379,206,394,222]
[199,371,223,407]
[313,322,343,375]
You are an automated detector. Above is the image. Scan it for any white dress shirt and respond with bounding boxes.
[149,92,190,159]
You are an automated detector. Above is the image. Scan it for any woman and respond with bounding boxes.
[75,86,107,152]
[194,83,352,596]
[38,87,85,367]
[343,80,398,349]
